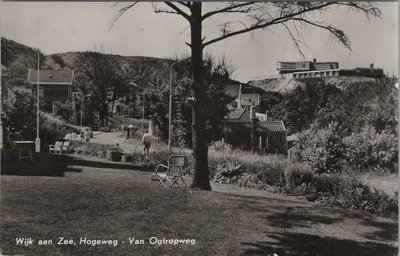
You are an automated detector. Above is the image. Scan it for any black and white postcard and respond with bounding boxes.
[1,2,398,255]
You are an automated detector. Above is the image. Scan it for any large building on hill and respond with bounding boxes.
[277,58,339,74]
[27,69,74,113]
[277,58,384,79]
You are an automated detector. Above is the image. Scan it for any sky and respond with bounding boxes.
[1,2,398,82]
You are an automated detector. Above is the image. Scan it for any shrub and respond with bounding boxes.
[209,150,286,187]
[295,122,346,173]
[209,155,237,178]
[285,164,314,189]
[209,140,232,152]
[53,101,74,122]
[309,174,397,215]
[70,141,115,157]
[212,161,243,184]
[249,162,285,186]
[343,126,398,173]
[131,150,172,169]
[40,118,79,150]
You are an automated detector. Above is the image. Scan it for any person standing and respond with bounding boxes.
[126,126,130,140]
[83,129,91,142]
[141,130,153,154]
[128,124,134,139]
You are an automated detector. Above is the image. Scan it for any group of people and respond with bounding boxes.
[125,124,138,140]
[124,124,153,154]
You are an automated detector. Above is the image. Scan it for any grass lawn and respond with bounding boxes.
[1,154,398,256]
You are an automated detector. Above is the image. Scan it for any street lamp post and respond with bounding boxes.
[80,94,91,127]
[168,57,190,151]
[129,82,146,135]
[35,51,40,152]
[142,90,145,135]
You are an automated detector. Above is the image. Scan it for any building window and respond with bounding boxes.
[39,87,44,97]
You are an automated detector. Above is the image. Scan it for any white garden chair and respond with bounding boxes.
[150,155,188,189]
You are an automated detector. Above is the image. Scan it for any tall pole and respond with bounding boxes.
[122,106,125,128]
[168,57,190,151]
[80,100,83,127]
[142,90,145,134]
[168,64,173,151]
[35,51,41,152]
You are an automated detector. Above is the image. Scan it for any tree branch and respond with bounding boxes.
[176,2,191,10]
[109,2,138,31]
[202,2,256,20]
[335,2,381,19]
[292,18,351,50]
[163,2,191,21]
[282,23,306,59]
[203,2,335,47]
[153,5,180,16]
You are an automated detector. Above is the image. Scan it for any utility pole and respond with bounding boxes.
[142,90,145,135]
[168,57,190,151]
[35,51,41,152]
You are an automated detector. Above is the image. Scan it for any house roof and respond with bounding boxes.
[225,108,286,132]
[28,69,74,85]
[225,108,251,123]
[258,121,286,132]
[226,108,246,120]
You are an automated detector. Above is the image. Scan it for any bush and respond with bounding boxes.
[249,162,285,186]
[343,126,398,173]
[212,161,243,184]
[53,101,74,122]
[285,164,314,189]
[296,122,346,173]
[40,118,79,150]
[208,155,237,178]
[70,141,115,157]
[209,140,232,152]
[284,168,398,216]
[131,151,172,169]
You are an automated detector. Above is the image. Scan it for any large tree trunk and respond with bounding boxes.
[190,2,211,191]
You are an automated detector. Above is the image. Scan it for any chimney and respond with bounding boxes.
[370,63,374,69]
[237,84,242,109]
[313,58,317,64]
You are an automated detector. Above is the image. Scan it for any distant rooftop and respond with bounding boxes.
[28,69,74,84]
[277,58,339,73]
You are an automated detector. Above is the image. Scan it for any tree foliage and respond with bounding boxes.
[73,52,128,127]
[269,79,341,134]
[2,87,37,141]
[133,55,234,148]
[292,78,398,174]
[315,79,398,135]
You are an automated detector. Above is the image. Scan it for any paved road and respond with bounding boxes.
[90,131,169,153]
